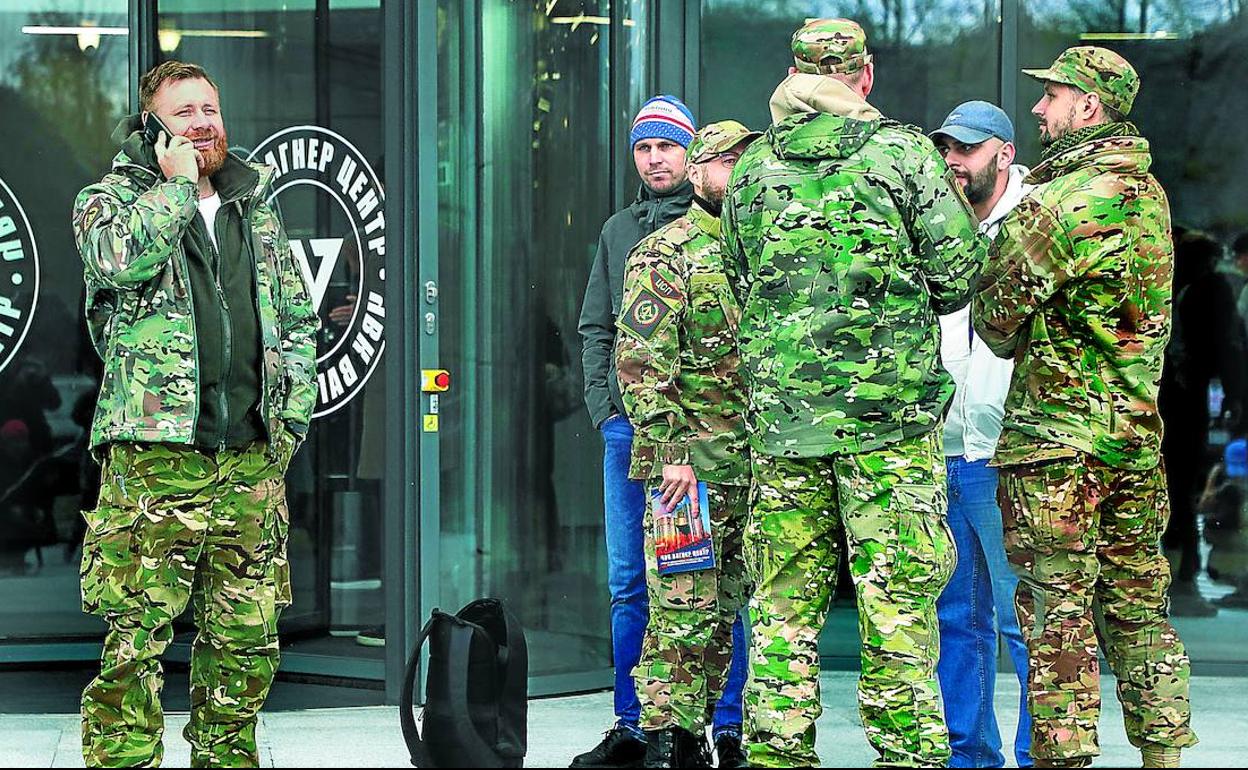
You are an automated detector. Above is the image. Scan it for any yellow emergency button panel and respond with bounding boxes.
[422,369,451,392]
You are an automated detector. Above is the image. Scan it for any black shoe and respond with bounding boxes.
[713,733,747,768]
[355,625,385,647]
[570,726,647,768]
[643,727,711,768]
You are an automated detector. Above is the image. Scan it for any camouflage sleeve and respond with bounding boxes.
[903,144,987,314]
[972,197,1087,358]
[720,171,748,305]
[614,242,692,465]
[72,176,198,289]
[265,203,320,437]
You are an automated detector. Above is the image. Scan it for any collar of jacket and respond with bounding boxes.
[768,73,883,123]
[1027,123,1151,184]
[630,177,693,211]
[109,114,273,206]
[687,197,721,239]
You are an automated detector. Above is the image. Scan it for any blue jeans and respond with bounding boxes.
[937,457,1032,768]
[601,415,748,736]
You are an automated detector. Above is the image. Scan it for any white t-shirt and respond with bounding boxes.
[198,192,222,250]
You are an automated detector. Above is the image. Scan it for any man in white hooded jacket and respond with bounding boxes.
[931,101,1036,769]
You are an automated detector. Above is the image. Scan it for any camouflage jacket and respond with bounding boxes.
[973,126,1172,471]
[722,81,986,459]
[615,200,749,485]
[73,120,318,450]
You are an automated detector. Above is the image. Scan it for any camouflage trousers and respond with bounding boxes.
[997,453,1198,764]
[635,482,750,734]
[80,438,294,768]
[745,431,954,768]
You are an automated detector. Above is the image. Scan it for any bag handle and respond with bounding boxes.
[400,614,438,768]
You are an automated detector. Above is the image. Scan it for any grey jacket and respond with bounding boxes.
[578,180,693,428]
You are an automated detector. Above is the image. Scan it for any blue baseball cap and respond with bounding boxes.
[930,100,1014,145]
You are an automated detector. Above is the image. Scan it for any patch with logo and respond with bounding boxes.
[620,288,674,340]
[648,268,684,305]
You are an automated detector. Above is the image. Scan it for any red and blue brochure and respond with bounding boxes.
[651,482,715,575]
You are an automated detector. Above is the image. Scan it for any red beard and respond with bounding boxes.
[190,131,229,176]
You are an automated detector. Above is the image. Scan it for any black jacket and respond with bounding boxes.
[578,181,693,428]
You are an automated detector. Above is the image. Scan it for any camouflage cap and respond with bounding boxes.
[1023,45,1139,116]
[687,120,762,165]
[791,18,872,76]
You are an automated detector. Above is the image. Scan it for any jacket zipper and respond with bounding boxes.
[209,204,232,451]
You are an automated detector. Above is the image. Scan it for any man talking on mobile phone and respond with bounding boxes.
[72,60,317,768]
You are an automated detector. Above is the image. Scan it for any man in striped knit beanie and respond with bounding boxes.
[576,95,751,768]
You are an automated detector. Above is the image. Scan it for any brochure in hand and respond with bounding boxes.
[650,482,715,575]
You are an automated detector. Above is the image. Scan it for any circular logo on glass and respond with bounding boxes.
[249,126,385,419]
[0,174,39,376]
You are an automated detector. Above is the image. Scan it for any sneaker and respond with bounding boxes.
[570,725,647,768]
[355,625,386,647]
[1168,580,1217,617]
[642,727,711,769]
[713,733,748,768]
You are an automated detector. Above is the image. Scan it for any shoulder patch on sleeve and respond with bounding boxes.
[648,268,684,306]
[619,287,675,340]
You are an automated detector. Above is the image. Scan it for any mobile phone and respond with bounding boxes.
[141,111,174,146]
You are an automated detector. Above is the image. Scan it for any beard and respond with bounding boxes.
[1039,103,1077,147]
[190,130,229,176]
[962,156,1001,206]
[701,176,727,206]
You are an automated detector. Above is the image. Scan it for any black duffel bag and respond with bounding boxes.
[400,598,528,768]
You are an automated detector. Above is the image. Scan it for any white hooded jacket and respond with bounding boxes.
[940,164,1032,460]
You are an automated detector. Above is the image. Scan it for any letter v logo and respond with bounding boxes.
[290,237,344,312]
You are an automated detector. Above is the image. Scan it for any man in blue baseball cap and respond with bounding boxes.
[930,100,1036,768]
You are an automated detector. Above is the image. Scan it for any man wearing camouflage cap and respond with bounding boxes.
[973,46,1198,768]
[576,97,752,769]
[616,119,761,768]
[722,18,986,768]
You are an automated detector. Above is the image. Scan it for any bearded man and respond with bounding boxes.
[973,47,1197,768]
[929,100,1034,768]
[72,60,317,767]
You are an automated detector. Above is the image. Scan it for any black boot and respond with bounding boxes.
[713,733,748,768]
[570,725,647,768]
[643,727,712,768]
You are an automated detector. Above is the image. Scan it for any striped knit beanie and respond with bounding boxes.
[630,95,697,148]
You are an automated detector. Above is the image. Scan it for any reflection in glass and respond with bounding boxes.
[438,0,617,677]
[0,0,127,640]
[701,0,1000,132]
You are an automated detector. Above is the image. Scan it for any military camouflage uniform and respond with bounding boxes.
[973,47,1197,767]
[721,19,986,768]
[615,121,757,738]
[74,116,317,767]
